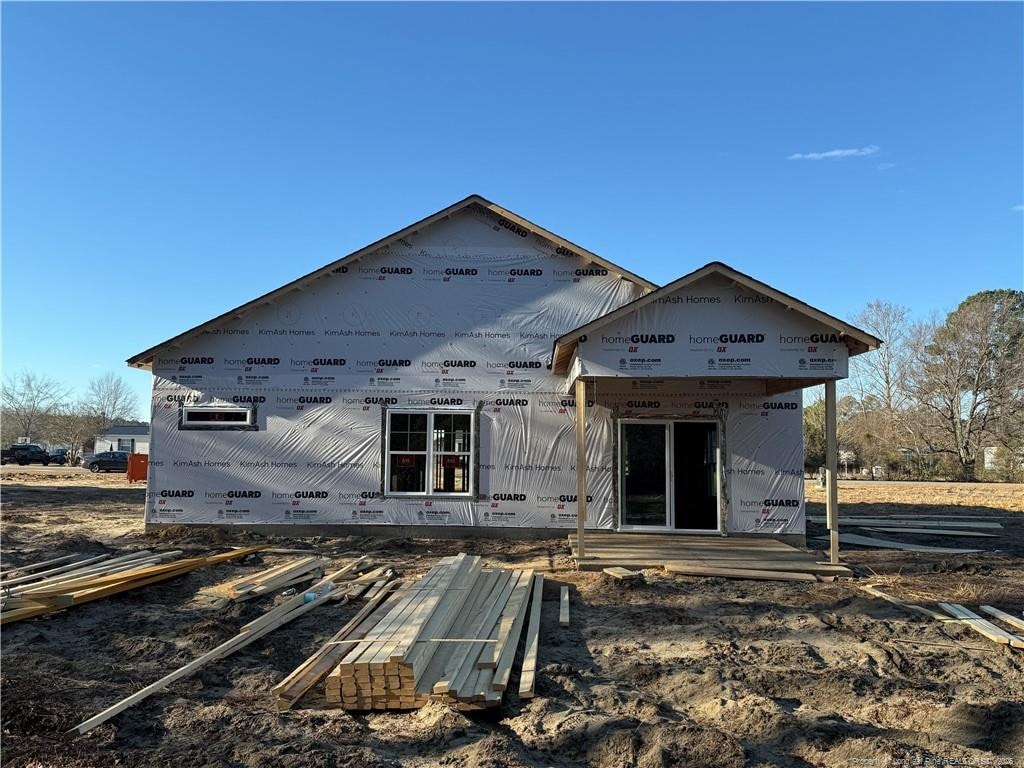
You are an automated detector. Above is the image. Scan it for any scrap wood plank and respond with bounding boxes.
[807,517,1002,530]
[559,586,569,627]
[978,605,1024,634]
[826,534,982,554]
[518,574,543,699]
[68,563,352,736]
[0,553,82,577]
[861,527,998,538]
[1,547,266,626]
[858,584,951,621]
[938,603,1024,649]
[602,567,641,580]
[663,563,817,582]
[0,554,113,588]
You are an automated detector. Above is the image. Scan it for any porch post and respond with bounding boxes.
[825,379,839,564]
[575,377,587,561]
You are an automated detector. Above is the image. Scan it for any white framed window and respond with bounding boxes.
[385,410,474,496]
[117,438,135,452]
[179,405,257,431]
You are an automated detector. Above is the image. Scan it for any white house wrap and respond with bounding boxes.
[130,196,880,538]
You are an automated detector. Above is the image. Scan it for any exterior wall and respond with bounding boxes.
[146,206,647,530]
[143,207,807,535]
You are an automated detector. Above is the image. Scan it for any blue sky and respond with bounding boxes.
[2,2,1022,415]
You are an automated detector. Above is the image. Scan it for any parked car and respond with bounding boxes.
[0,444,51,466]
[48,449,69,466]
[86,451,129,473]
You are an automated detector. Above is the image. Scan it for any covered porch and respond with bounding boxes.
[549,262,883,569]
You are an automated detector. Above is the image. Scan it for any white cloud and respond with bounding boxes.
[877,162,897,171]
[1012,204,1024,212]
[788,145,880,161]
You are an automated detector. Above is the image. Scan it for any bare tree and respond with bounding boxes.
[83,373,139,429]
[907,290,1024,480]
[1,371,69,442]
[850,300,911,412]
[45,403,104,464]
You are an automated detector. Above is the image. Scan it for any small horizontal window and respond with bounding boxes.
[179,406,258,431]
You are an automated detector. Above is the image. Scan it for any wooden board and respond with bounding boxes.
[938,603,1024,649]
[663,564,817,582]
[979,605,1024,634]
[861,527,998,538]
[807,517,1002,530]
[602,567,641,580]
[559,586,569,627]
[518,574,543,699]
[823,533,982,554]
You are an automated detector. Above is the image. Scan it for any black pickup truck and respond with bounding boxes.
[0,444,52,466]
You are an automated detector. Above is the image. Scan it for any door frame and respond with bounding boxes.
[616,418,723,534]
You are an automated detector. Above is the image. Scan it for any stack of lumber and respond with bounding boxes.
[199,556,328,603]
[0,546,268,625]
[288,553,543,711]
[69,556,395,736]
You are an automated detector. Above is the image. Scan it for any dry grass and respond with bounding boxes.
[866,570,1024,605]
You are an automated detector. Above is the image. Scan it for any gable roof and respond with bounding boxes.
[551,261,883,375]
[99,425,150,436]
[127,195,657,370]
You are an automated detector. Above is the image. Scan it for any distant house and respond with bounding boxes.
[92,425,150,455]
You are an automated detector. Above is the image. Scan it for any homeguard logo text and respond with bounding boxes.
[294,491,329,499]
[495,398,528,406]
[762,401,799,410]
[555,246,578,257]
[689,333,766,344]
[506,361,542,369]
[246,357,281,366]
[380,267,413,275]
[165,394,200,403]
[179,357,214,365]
[227,491,262,499]
[310,358,346,366]
[497,218,528,237]
[430,397,463,406]
[558,494,594,503]
[575,268,608,277]
[626,400,661,408]
[694,400,728,409]
[489,493,527,501]
[159,490,194,498]
[763,499,800,508]
[418,360,477,369]
[298,396,332,404]
[509,268,543,277]
[364,396,398,405]
[232,395,266,403]
[444,268,478,276]
[779,333,843,344]
[375,359,411,368]
[632,334,675,344]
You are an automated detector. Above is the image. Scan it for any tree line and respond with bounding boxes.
[804,289,1024,482]
[1,372,142,463]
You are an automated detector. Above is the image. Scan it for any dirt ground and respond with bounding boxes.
[2,467,1022,768]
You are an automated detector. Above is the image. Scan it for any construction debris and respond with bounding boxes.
[979,605,1024,633]
[819,533,982,554]
[69,557,386,735]
[602,567,641,581]
[287,553,543,711]
[559,585,570,627]
[1,546,268,625]
[938,603,1024,649]
[200,556,327,603]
